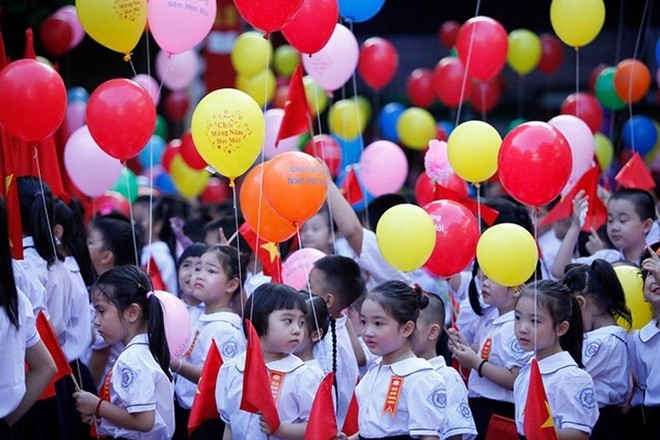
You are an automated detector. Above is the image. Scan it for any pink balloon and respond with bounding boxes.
[152,290,193,360]
[132,74,161,106]
[64,101,87,139]
[282,248,326,290]
[301,24,358,92]
[359,140,408,196]
[263,109,301,159]
[155,49,200,91]
[548,115,595,194]
[53,6,84,49]
[148,0,217,55]
[64,125,123,197]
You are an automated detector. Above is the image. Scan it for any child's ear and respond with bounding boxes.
[556,320,570,337]
[643,218,654,234]
[402,320,415,338]
[226,277,240,295]
[323,293,336,311]
[428,323,441,342]
[124,303,142,323]
[575,295,587,310]
[311,329,323,343]
[53,224,64,240]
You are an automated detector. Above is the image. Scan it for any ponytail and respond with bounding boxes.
[0,196,19,328]
[17,177,60,265]
[468,261,484,316]
[147,292,172,381]
[329,315,338,401]
[562,295,585,368]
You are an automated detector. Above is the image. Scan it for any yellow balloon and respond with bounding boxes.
[477,223,538,287]
[191,88,264,184]
[396,107,436,150]
[376,204,436,272]
[303,75,327,116]
[594,133,613,170]
[447,120,502,183]
[76,0,147,59]
[273,45,300,78]
[231,32,273,77]
[613,264,653,331]
[507,29,542,75]
[550,0,605,48]
[170,155,210,198]
[237,69,276,107]
[328,99,366,140]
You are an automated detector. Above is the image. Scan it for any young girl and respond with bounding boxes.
[216,282,323,440]
[552,188,656,277]
[337,280,447,440]
[176,243,208,320]
[628,245,660,437]
[73,265,175,439]
[449,273,533,440]
[513,280,599,439]
[173,245,245,438]
[0,196,56,439]
[294,293,331,372]
[562,260,632,439]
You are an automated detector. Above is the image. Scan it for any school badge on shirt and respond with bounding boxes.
[383,376,404,416]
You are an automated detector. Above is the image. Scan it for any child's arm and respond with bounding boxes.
[556,428,589,440]
[326,175,364,255]
[449,342,520,390]
[259,415,307,439]
[73,391,155,432]
[5,340,57,426]
[171,358,202,383]
[551,190,587,278]
[346,314,367,366]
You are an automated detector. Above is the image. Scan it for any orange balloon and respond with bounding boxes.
[613,59,651,103]
[263,152,328,224]
[240,163,297,243]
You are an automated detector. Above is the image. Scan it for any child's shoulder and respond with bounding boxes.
[628,319,660,346]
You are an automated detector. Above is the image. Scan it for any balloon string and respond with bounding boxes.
[533,208,538,356]
[480,84,486,122]
[475,183,482,236]
[125,164,140,269]
[350,54,369,232]
[128,58,138,78]
[145,27,151,78]
[574,48,580,99]
[155,57,171,111]
[626,0,651,154]
[231,184,245,317]
[455,0,483,128]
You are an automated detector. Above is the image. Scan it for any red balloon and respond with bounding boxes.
[414,171,468,206]
[0,59,66,142]
[179,131,207,170]
[432,57,472,108]
[470,77,502,114]
[39,16,72,57]
[406,68,435,108]
[423,200,479,277]
[281,0,338,54]
[455,16,508,81]
[560,92,603,134]
[234,0,304,34]
[588,64,608,94]
[439,20,460,49]
[498,122,572,207]
[87,79,156,160]
[164,91,189,122]
[200,177,230,205]
[358,37,398,90]
[162,140,181,172]
[303,134,342,178]
[93,191,131,217]
[240,163,297,242]
[537,33,564,75]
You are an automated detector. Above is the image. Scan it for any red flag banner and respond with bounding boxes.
[238,222,282,283]
[188,340,224,435]
[340,385,359,437]
[276,65,311,146]
[523,359,559,440]
[304,372,337,440]
[615,152,656,191]
[339,165,363,205]
[146,256,166,291]
[36,310,72,400]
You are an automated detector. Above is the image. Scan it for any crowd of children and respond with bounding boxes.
[1,172,659,440]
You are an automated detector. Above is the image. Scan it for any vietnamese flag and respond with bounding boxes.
[615,152,656,191]
[146,256,166,291]
[276,65,311,146]
[238,222,283,283]
[188,340,224,435]
[304,372,337,440]
[523,359,558,440]
[36,310,72,399]
[339,165,363,205]
[340,387,359,437]
[240,319,281,434]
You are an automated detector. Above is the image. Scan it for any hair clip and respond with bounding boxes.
[146,291,154,299]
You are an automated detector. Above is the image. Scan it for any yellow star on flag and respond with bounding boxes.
[541,401,554,429]
[5,173,13,195]
[260,241,280,263]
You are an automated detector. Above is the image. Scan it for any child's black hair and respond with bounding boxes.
[518,280,584,367]
[203,245,246,302]
[176,243,208,273]
[93,265,171,380]
[245,283,307,337]
[365,281,429,333]
[90,213,143,267]
[562,259,633,329]
[608,188,656,222]
[313,255,366,310]
[17,176,61,265]
[54,198,97,285]
[0,196,19,328]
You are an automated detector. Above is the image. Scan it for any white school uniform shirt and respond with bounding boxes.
[312,312,359,428]
[468,310,533,402]
[356,357,447,438]
[216,352,323,440]
[141,241,178,295]
[514,352,599,435]
[0,289,39,419]
[429,356,477,440]
[538,229,561,280]
[627,318,660,406]
[454,272,499,347]
[12,258,47,315]
[582,325,631,407]
[573,249,626,265]
[62,256,92,361]
[175,311,245,408]
[98,333,175,440]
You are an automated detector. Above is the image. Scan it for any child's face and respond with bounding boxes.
[92,291,127,345]
[607,199,651,252]
[178,255,201,299]
[360,298,411,362]
[87,226,110,275]
[514,296,562,360]
[262,309,305,355]
[643,273,660,308]
[300,213,332,253]
[481,273,514,311]
[191,252,234,307]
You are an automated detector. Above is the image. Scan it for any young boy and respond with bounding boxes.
[413,293,478,440]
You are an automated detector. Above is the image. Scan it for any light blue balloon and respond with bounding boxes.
[155,172,177,195]
[67,86,89,104]
[622,115,658,156]
[378,102,405,141]
[338,0,386,22]
[137,135,166,169]
[337,135,363,169]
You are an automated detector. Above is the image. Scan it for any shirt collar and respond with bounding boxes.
[537,351,577,374]
[638,319,660,343]
[492,310,515,325]
[235,352,305,374]
[199,311,242,329]
[428,356,447,370]
[125,333,149,348]
[381,356,433,376]
[23,236,35,247]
